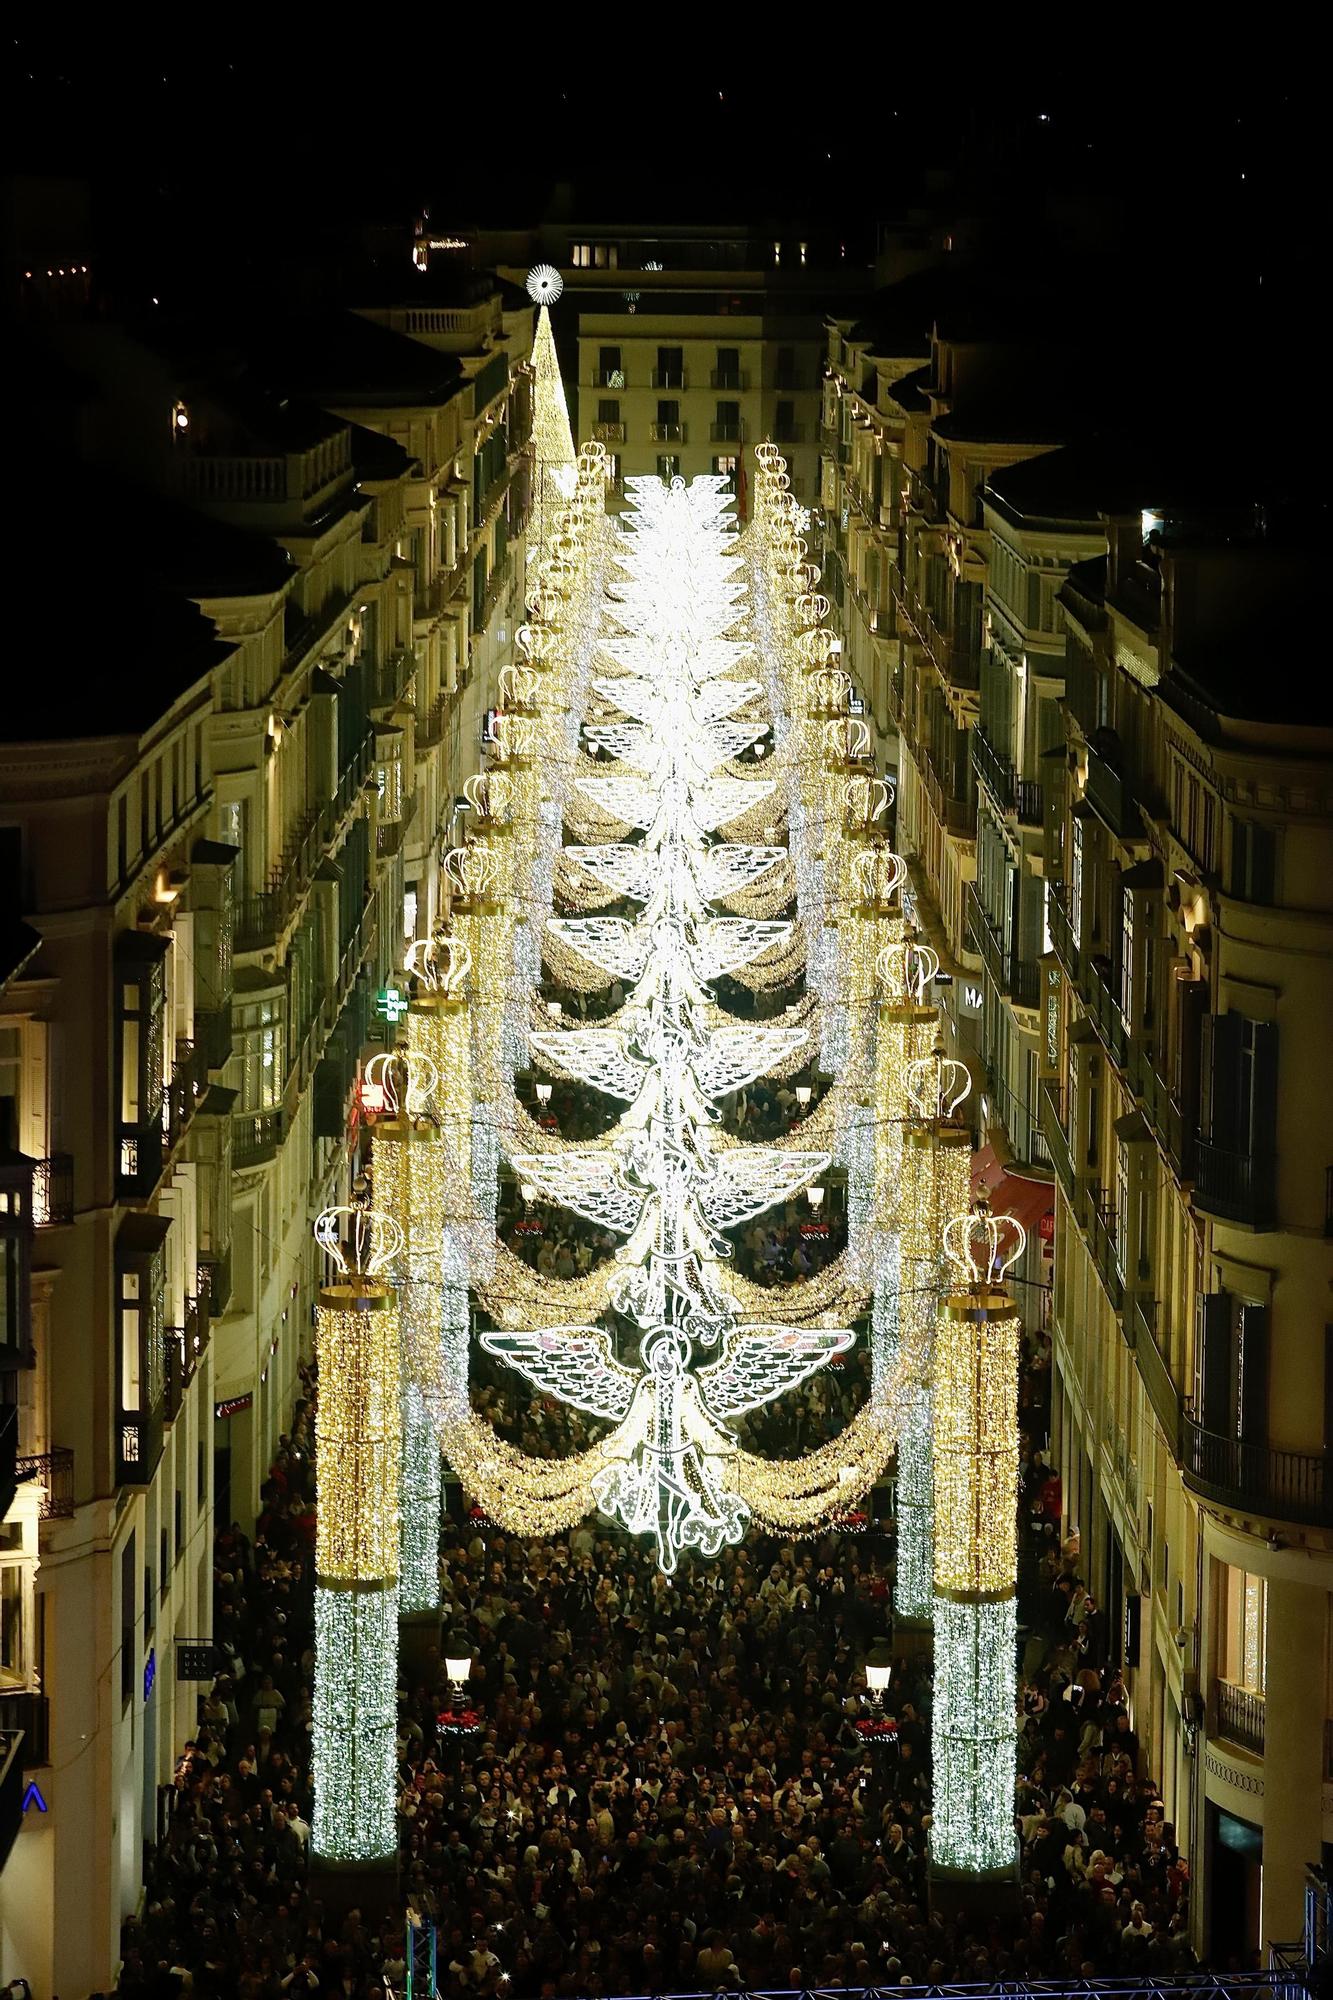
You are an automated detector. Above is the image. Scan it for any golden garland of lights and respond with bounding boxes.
[934,1296,1021,1597]
[315,1285,401,1583]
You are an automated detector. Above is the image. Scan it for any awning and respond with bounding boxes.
[971,1143,1054,1244]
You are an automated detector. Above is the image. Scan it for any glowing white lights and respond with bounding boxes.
[526,264,564,304]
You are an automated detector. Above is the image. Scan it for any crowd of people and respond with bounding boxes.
[112,1295,1201,1999]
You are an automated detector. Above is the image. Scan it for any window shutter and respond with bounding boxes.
[1237,1303,1269,1443]
[1196,1290,1232,1435]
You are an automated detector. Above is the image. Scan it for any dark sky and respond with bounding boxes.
[3,31,1319,326]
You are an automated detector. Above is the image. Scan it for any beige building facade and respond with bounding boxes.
[0,286,533,1993]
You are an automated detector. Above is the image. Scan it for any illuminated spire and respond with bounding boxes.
[530,302,577,506]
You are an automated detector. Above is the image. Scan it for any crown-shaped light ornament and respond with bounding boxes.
[314,1205,404,1281]
[876,934,940,1004]
[405,930,471,995]
[462,772,512,824]
[443,843,497,901]
[905,1043,971,1120]
[843,773,891,829]
[942,1197,1027,1291]
[854,846,906,907]
[362,1048,441,1123]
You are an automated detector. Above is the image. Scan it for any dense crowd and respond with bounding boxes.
[113,1295,1200,2000]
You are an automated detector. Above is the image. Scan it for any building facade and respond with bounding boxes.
[821,290,1333,1964]
[0,286,533,1992]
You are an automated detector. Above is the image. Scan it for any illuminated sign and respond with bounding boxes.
[215,1393,253,1420]
[377,987,409,1024]
[359,1079,388,1117]
[144,1649,156,1702]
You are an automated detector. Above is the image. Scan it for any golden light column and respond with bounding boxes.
[310,1206,402,1870]
[930,1201,1023,1885]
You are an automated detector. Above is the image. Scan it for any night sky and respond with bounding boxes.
[3,32,1319,329]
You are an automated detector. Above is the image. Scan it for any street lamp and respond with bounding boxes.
[534,1081,552,1106]
[444,1636,474,1714]
[805,1184,825,1212]
[865,1661,891,1711]
[795,1084,812,1109]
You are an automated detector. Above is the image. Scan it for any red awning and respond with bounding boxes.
[971,1144,1054,1241]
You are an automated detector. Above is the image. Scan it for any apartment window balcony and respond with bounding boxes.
[964,886,1040,1011]
[650,422,686,443]
[819,421,841,453]
[594,369,626,388]
[14,1445,75,1518]
[710,421,744,443]
[1082,952,1129,1068]
[233,1107,284,1169]
[710,370,748,391]
[1184,1416,1333,1527]
[774,421,805,445]
[1039,1082,1075,1202]
[1193,1137,1275,1229]
[30,1154,74,1228]
[0,1690,50,1768]
[1083,1187,1124,1310]
[1048,885,1078,980]
[198,1246,232,1318]
[592,422,625,443]
[1127,1294,1182,1454]
[1214,1679,1265,1756]
[774,370,804,392]
[651,370,685,390]
[1084,739,1137,839]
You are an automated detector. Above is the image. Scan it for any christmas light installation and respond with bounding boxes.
[464,472,904,1571]
[311,1205,402,1867]
[930,1199,1023,1883]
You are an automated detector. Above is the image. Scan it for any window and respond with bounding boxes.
[1070,817,1084,937]
[1197,1289,1269,1442]
[1119,888,1134,1025]
[237,996,284,1113]
[715,346,740,388]
[1230,820,1276,904]
[656,399,680,428]
[597,346,624,389]
[0,1563,24,1682]
[120,1272,142,1411]
[714,400,741,441]
[596,398,621,425]
[120,1532,136,1705]
[775,398,796,441]
[655,347,683,388]
[603,453,621,490]
[571,242,591,268]
[656,456,681,483]
[713,456,739,492]
[1219,1564,1266,1691]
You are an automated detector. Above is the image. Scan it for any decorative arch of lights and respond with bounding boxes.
[309,435,1024,1883]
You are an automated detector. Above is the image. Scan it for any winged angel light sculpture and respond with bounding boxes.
[480,475,857,1571]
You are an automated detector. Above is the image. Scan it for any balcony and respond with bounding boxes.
[973,728,1043,825]
[1214,1679,1265,1756]
[1126,1294,1182,1452]
[1084,1187,1124,1310]
[195,1004,233,1073]
[1131,1042,1188,1176]
[162,1036,210,1157]
[31,1154,74,1227]
[0,1690,49,1767]
[1084,740,1137,840]
[710,421,745,443]
[14,1445,75,1518]
[234,729,374,952]
[1193,1137,1274,1229]
[965,886,1040,1010]
[1082,952,1129,1068]
[1184,1417,1333,1527]
[233,1107,284,1168]
[650,422,686,443]
[591,422,625,444]
[198,1245,232,1317]
[1048,883,1078,980]
[709,369,748,390]
[1040,1082,1075,1201]
[0,1406,16,1522]
[593,369,626,388]
[651,370,685,390]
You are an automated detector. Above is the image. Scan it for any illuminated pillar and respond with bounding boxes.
[311,1209,401,1894]
[894,1119,971,1621]
[930,1207,1022,1895]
